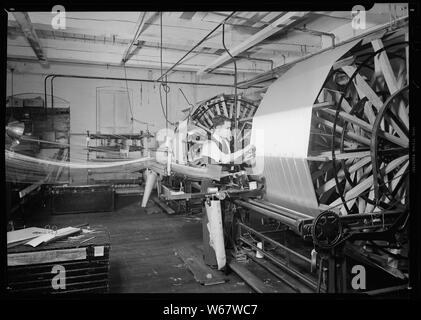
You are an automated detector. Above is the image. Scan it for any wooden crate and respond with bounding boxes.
[7,227,111,294]
[50,185,114,214]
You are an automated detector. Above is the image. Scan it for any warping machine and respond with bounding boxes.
[142,27,410,294]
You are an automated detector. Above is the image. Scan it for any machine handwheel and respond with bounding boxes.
[312,211,342,249]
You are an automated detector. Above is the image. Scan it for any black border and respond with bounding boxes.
[1,0,420,311]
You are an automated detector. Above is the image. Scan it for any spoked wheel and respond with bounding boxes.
[371,85,409,210]
[309,39,408,215]
[190,94,258,146]
[331,41,409,214]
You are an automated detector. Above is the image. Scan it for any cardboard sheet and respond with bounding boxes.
[7,227,50,245]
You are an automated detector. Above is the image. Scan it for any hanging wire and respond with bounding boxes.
[221,22,238,160]
[156,11,236,82]
[159,11,174,127]
[123,63,135,125]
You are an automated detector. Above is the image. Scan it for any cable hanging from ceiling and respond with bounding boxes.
[156,11,236,82]
[159,11,174,128]
[123,63,135,128]
[221,22,239,148]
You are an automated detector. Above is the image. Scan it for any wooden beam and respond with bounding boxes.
[320,108,408,148]
[11,12,48,65]
[176,245,228,285]
[152,196,175,215]
[228,261,278,293]
[341,66,383,109]
[311,150,371,161]
[332,55,355,70]
[197,11,309,75]
[8,248,86,266]
[8,36,269,74]
[315,118,371,146]
[371,39,399,93]
[121,12,148,63]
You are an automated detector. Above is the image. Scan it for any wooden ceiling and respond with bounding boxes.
[7,6,408,79]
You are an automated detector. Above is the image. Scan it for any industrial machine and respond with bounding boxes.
[144,27,410,294]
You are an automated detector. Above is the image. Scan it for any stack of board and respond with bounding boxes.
[7,226,111,294]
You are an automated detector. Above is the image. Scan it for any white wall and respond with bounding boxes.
[6,60,255,174]
[6,61,249,133]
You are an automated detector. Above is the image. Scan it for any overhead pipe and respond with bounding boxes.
[237,55,274,70]
[44,74,54,109]
[294,26,336,47]
[45,73,260,109]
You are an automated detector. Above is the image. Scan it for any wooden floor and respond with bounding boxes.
[22,194,253,293]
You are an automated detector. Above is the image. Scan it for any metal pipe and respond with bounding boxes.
[239,236,318,291]
[51,75,54,109]
[44,74,54,109]
[340,210,404,221]
[47,74,248,106]
[239,222,312,264]
[235,199,301,231]
[248,199,314,220]
[245,252,302,292]
[156,11,236,82]
[237,55,274,70]
[47,73,258,110]
[294,26,336,47]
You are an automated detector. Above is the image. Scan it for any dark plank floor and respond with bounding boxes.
[22,194,253,293]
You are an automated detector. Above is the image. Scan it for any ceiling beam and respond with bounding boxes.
[8,18,313,56]
[7,37,269,74]
[121,12,148,63]
[197,11,309,76]
[237,15,409,89]
[11,12,48,65]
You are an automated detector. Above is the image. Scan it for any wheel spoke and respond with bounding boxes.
[221,100,228,117]
[390,161,409,193]
[207,108,215,118]
[317,158,371,193]
[386,107,409,139]
[330,155,407,209]
[364,101,376,125]
[313,43,408,213]
[315,118,371,146]
[365,190,376,212]
[342,66,383,109]
[371,39,400,94]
